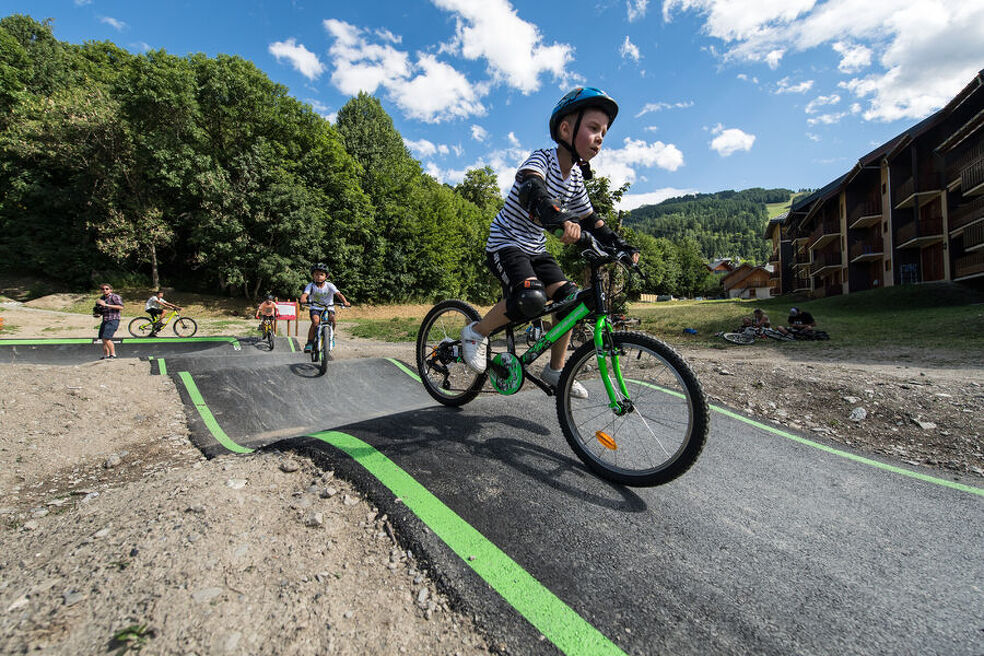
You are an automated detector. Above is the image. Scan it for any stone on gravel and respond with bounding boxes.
[849,407,867,422]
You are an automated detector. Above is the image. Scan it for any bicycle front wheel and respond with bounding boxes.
[173,317,198,337]
[318,325,330,376]
[128,317,154,338]
[416,300,487,406]
[556,332,708,486]
[721,331,755,345]
[266,324,275,350]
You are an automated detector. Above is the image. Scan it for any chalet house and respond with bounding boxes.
[721,263,775,299]
[769,70,984,297]
[706,258,737,274]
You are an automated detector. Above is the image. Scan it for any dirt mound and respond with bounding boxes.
[22,294,88,311]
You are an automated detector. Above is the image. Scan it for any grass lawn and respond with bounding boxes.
[630,282,984,353]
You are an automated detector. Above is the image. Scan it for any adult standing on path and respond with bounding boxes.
[95,283,124,359]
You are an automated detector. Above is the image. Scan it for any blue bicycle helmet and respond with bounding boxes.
[548,87,619,179]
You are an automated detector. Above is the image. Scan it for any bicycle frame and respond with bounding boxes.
[486,258,632,414]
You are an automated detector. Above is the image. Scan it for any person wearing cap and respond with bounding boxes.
[458,87,639,399]
[779,306,817,337]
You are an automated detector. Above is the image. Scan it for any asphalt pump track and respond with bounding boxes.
[4,336,983,656]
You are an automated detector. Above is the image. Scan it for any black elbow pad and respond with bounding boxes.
[517,176,566,228]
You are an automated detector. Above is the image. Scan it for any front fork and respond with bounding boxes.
[593,315,633,415]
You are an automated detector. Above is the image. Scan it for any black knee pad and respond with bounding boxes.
[505,279,547,321]
[551,282,579,322]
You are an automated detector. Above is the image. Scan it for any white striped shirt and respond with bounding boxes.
[486,148,593,255]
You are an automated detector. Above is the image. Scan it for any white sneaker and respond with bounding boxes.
[460,322,488,373]
[541,364,588,399]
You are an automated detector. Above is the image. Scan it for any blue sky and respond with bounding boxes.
[8,1,984,210]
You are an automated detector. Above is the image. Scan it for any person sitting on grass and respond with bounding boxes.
[740,308,771,330]
[255,294,279,331]
[778,307,817,337]
[300,263,351,353]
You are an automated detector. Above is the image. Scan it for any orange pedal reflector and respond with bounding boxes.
[595,431,617,450]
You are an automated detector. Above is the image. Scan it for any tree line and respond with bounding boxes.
[623,188,807,264]
[0,14,715,302]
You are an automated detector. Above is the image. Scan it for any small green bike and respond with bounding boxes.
[416,234,709,487]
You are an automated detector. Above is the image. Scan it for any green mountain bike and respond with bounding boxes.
[416,234,709,487]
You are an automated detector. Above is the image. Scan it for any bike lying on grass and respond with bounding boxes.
[128,308,197,338]
[718,325,829,345]
[416,233,709,487]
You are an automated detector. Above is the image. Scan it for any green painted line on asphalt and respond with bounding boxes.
[287,337,296,353]
[309,430,627,656]
[710,404,984,498]
[176,371,253,454]
[385,357,421,383]
[157,358,167,376]
[0,336,238,346]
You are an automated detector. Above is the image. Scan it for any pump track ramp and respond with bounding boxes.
[4,336,983,656]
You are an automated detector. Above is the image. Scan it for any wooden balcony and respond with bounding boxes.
[808,220,841,250]
[965,221,984,253]
[848,200,882,229]
[791,252,812,269]
[896,217,944,248]
[962,159,984,197]
[949,195,984,232]
[946,143,984,185]
[810,248,843,276]
[893,176,941,210]
[954,251,984,279]
[849,239,883,263]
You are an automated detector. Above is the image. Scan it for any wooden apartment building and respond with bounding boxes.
[768,69,984,297]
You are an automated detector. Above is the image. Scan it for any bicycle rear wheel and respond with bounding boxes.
[173,317,198,337]
[416,300,487,406]
[556,332,708,486]
[128,317,154,338]
[762,328,793,341]
[721,331,755,345]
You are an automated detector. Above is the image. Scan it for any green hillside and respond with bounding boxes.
[624,188,810,264]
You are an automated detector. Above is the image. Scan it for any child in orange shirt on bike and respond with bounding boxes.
[255,294,279,332]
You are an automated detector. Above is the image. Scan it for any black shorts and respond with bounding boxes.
[486,247,567,296]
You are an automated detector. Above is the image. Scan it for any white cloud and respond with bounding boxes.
[832,41,871,73]
[432,0,572,93]
[74,0,92,6]
[593,137,685,188]
[269,38,326,81]
[620,36,642,63]
[323,19,485,123]
[99,16,126,31]
[663,0,984,122]
[806,111,848,126]
[806,132,821,142]
[804,93,841,114]
[507,132,521,148]
[635,100,694,117]
[130,41,151,53]
[775,76,813,94]
[627,0,649,22]
[618,188,699,212]
[709,124,755,156]
[471,125,489,142]
[405,138,439,157]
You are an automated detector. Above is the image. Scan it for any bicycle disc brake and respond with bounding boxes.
[489,353,523,395]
